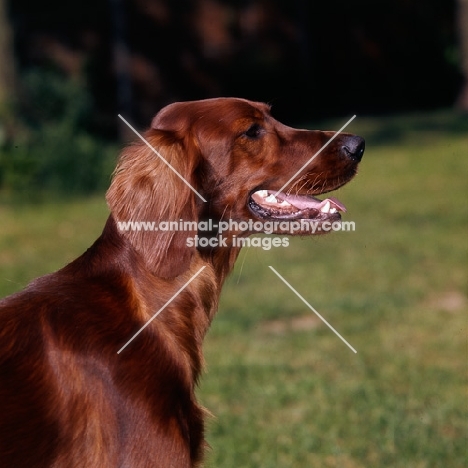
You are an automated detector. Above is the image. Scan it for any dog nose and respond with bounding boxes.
[342,136,365,162]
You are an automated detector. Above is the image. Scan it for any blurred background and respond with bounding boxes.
[0,0,466,197]
[0,1,467,467]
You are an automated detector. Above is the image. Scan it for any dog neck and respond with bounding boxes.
[78,215,245,325]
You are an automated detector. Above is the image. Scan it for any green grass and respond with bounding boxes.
[0,110,467,467]
[0,197,109,294]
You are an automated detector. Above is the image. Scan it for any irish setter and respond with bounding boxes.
[0,98,364,467]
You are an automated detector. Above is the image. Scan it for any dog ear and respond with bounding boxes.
[106,130,199,278]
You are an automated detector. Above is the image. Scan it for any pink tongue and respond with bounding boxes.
[280,193,347,212]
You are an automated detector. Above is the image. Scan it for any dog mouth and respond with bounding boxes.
[248,189,346,222]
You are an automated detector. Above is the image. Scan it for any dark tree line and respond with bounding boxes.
[1,0,465,136]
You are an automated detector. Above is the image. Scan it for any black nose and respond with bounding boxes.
[342,136,365,162]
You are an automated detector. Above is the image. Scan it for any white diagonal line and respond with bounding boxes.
[118,114,207,203]
[117,266,206,354]
[268,266,357,353]
[274,115,356,197]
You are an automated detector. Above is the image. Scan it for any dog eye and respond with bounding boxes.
[244,124,263,139]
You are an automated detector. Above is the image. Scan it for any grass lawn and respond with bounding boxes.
[0,110,467,467]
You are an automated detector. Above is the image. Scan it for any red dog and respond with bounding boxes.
[0,98,364,467]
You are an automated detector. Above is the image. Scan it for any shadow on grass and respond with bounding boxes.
[310,108,468,147]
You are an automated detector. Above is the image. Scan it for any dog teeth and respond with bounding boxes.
[255,190,292,207]
[259,193,292,207]
[320,200,331,213]
[330,207,337,214]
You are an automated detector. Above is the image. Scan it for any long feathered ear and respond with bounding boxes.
[106,130,199,278]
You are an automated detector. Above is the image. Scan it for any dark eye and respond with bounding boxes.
[244,123,263,139]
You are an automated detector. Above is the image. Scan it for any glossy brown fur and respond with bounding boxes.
[0,98,363,467]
